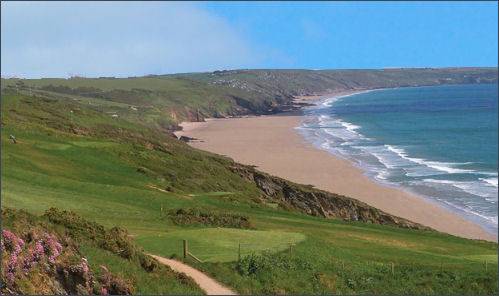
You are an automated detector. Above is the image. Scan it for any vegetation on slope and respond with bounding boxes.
[2,68,497,130]
[167,207,253,229]
[1,68,498,294]
[180,67,498,108]
[0,90,426,229]
[1,208,201,295]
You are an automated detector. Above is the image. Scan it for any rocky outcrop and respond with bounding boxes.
[229,164,429,230]
[178,135,197,143]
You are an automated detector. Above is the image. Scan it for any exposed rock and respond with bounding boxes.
[229,164,429,230]
[70,126,89,136]
[178,135,197,143]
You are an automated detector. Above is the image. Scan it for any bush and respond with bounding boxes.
[0,210,132,295]
[167,208,253,229]
[236,251,313,276]
[44,208,158,272]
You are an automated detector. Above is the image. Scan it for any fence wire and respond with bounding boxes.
[176,239,497,274]
[178,239,298,263]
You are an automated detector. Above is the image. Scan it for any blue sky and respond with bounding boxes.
[1,1,497,78]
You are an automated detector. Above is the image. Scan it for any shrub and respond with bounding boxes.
[2,208,199,294]
[1,225,132,295]
[43,208,159,272]
[236,251,313,277]
[167,207,252,229]
[98,266,134,295]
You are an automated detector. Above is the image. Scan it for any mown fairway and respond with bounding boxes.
[1,76,498,294]
[137,228,306,263]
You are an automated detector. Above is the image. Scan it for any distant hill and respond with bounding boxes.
[179,67,499,98]
[2,68,497,132]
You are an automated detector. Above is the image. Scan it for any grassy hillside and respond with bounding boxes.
[2,67,497,130]
[179,67,499,103]
[1,69,498,294]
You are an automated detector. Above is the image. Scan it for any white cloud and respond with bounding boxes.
[1,1,261,78]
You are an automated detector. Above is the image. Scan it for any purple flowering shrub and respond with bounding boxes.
[1,227,133,295]
[1,209,80,294]
[2,230,26,283]
[1,208,135,295]
[43,233,63,264]
[1,229,67,287]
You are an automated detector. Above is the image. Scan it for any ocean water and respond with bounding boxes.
[298,84,498,234]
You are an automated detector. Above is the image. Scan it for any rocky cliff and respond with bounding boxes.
[229,164,429,230]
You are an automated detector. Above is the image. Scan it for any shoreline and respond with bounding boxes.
[299,90,498,236]
[177,90,497,242]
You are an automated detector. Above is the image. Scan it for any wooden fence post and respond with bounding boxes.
[183,240,188,259]
[485,260,488,272]
[391,262,394,275]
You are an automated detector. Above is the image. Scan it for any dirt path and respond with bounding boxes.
[149,254,237,295]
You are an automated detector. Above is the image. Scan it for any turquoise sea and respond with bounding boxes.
[299,84,498,234]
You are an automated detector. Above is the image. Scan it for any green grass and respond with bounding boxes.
[136,228,306,262]
[462,254,498,262]
[1,76,498,294]
[80,243,201,294]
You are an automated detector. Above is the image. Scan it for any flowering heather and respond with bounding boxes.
[81,258,90,274]
[2,229,25,283]
[1,210,137,295]
[2,229,24,252]
[34,241,45,260]
[7,253,18,282]
[22,241,45,273]
[43,233,63,264]
[2,229,65,284]
[2,229,15,246]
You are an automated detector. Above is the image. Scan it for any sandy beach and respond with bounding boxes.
[177,94,496,242]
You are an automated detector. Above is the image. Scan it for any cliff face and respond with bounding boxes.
[229,164,429,230]
[181,68,499,118]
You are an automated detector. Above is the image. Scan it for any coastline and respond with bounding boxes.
[177,91,497,242]
[300,86,498,236]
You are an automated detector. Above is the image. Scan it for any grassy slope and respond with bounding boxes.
[1,75,271,130]
[1,69,498,294]
[180,68,499,98]
[3,68,498,129]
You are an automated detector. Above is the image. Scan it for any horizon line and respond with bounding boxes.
[1,66,498,80]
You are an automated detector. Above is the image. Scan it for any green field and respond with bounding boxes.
[1,71,498,294]
[137,228,306,263]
